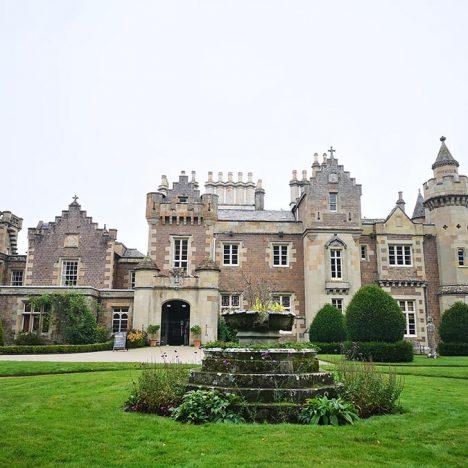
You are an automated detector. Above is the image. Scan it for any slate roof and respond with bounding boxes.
[432,137,459,169]
[122,248,145,258]
[217,209,296,222]
[412,190,425,219]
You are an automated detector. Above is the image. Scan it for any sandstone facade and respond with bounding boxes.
[0,138,466,348]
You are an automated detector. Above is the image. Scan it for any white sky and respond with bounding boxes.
[1,0,467,255]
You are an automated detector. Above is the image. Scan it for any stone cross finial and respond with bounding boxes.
[328,146,336,158]
[440,136,446,142]
[72,194,79,203]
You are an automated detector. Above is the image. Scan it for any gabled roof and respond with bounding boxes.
[432,136,459,170]
[122,248,145,258]
[412,190,425,219]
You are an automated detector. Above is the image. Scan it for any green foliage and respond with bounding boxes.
[217,316,238,342]
[346,285,405,343]
[0,320,4,346]
[309,304,346,343]
[14,332,43,346]
[190,325,202,336]
[125,366,189,415]
[29,293,101,344]
[203,341,317,350]
[312,342,342,354]
[438,342,468,356]
[299,396,359,426]
[146,324,160,335]
[95,326,109,343]
[251,298,286,312]
[439,302,468,344]
[171,390,245,424]
[0,341,113,355]
[343,340,413,362]
[335,359,404,418]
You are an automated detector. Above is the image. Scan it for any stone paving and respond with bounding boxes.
[0,346,204,364]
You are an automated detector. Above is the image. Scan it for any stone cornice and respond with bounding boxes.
[438,285,468,296]
[424,194,468,211]
[378,280,427,288]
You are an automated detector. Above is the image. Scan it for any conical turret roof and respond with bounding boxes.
[412,190,425,219]
[432,136,459,170]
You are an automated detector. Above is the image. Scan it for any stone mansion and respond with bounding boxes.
[0,138,467,347]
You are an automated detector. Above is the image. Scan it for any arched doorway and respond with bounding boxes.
[161,300,190,346]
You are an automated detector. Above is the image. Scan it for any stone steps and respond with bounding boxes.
[187,383,338,403]
[189,370,334,388]
[202,357,319,374]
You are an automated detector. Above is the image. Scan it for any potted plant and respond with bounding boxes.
[190,325,202,348]
[146,324,160,347]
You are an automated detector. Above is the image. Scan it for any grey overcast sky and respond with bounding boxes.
[1,0,467,254]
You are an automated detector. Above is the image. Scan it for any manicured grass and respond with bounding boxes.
[0,363,467,466]
[319,354,468,367]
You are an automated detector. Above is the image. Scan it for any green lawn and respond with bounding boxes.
[0,359,467,467]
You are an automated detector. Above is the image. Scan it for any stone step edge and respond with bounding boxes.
[187,383,337,393]
[190,370,332,378]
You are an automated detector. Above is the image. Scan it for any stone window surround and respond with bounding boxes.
[112,306,130,333]
[271,242,290,267]
[271,293,292,311]
[59,258,80,286]
[222,242,240,266]
[331,297,344,312]
[397,298,418,338]
[388,242,413,267]
[217,240,246,269]
[360,244,368,261]
[267,241,296,269]
[220,293,242,312]
[170,235,193,274]
[329,192,338,212]
[130,270,136,289]
[11,269,24,286]
[325,236,347,283]
[20,301,51,336]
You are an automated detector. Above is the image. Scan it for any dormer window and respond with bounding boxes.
[178,196,188,203]
[329,193,337,212]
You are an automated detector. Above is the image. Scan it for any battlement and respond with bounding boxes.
[0,210,23,255]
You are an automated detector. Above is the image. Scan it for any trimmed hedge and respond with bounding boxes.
[0,341,113,355]
[309,305,346,343]
[437,342,468,356]
[439,302,468,344]
[0,319,3,347]
[311,342,343,354]
[343,340,413,362]
[346,285,405,343]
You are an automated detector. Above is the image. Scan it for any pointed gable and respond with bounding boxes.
[412,190,425,220]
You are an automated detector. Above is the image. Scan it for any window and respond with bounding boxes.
[221,294,240,312]
[273,244,289,266]
[330,249,342,279]
[173,238,189,271]
[331,298,343,312]
[130,271,136,289]
[458,248,465,266]
[178,196,188,203]
[112,307,129,333]
[399,300,416,337]
[329,193,337,212]
[271,294,291,311]
[61,260,78,286]
[360,245,367,261]
[388,245,412,266]
[22,303,50,334]
[223,243,239,266]
[11,270,24,286]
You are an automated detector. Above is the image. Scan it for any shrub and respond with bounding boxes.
[299,396,359,426]
[0,319,4,346]
[438,342,468,356]
[343,341,413,362]
[127,329,147,348]
[171,390,245,424]
[125,366,189,415]
[309,305,346,343]
[335,359,404,418]
[439,302,468,344]
[203,341,317,350]
[311,342,343,354]
[217,316,238,342]
[190,325,202,337]
[65,308,98,344]
[14,332,43,346]
[346,285,405,343]
[0,341,113,354]
[146,324,160,335]
[95,326,109,343]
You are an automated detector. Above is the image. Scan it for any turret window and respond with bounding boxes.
[329,193,338,212]
[173,238,189,271]
[330,249,342,279]
[388,245,412,266]
[458,248,465,266]
[130,271,136,289]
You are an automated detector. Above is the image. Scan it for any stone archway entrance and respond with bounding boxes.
[161,300,190,346]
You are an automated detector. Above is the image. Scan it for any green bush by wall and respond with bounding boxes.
[439,302,468,344]
[346,285,405,343]
[343,340,413,362]
[0,341,113,355]
[309,304,346,343]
